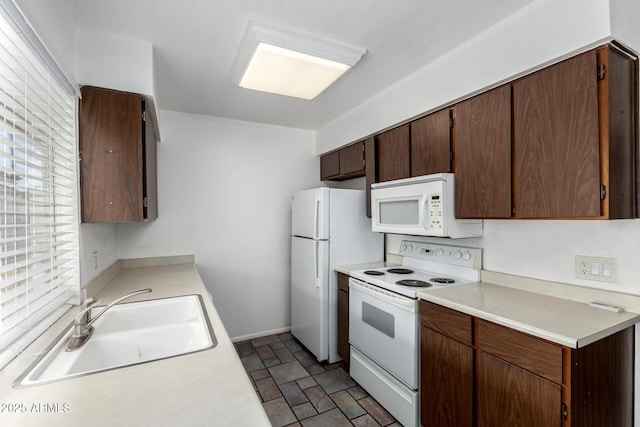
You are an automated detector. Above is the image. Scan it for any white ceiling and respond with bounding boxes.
[66,0,535,130]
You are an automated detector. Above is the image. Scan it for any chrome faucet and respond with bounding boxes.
[65,288,152,352]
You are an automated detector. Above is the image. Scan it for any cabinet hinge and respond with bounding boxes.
[143,197,148,208]
[449,117,455,128]
[597,65,606,81]
[600,185,606,200]
[142,110,147,122]
[450,151,454,162]
[561,402,568,420]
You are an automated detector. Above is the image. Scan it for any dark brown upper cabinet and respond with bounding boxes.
[513,50,601,218]
[377,124,410,182]
[320,150,340,180]
[513,45,636,219]
[410,108,452,177]
[454,43,636,220]
[79,86,158,223]
[320,141,365,181]
[339,142,365,177]
[454,85,512,218]
[321,42,637,221]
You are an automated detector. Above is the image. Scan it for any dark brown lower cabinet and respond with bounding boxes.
[337,273,349,363]
[421,328,473,427]
[420,300,634,427]
[477,352,560,427]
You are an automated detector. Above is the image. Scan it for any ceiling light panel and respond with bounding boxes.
[231,19,366,100]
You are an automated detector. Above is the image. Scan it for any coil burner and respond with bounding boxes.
[387,268,413,274]
[396,279,432,288]
[430,278,455,284]
[363,270,385,276]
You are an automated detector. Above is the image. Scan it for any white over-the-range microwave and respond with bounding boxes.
[371,173,482,238]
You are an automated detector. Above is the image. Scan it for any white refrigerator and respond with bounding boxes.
[291,187,383,363]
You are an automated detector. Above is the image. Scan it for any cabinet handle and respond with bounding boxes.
[561,402,568,420]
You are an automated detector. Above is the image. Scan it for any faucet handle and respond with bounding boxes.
[81,297,97,309]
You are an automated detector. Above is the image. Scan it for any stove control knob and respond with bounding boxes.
[462,252,472,261]
[453,251,462,260]
[436,249,444,256]
[401,243,408,252]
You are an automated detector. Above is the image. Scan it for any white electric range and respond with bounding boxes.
[348,240,482,427]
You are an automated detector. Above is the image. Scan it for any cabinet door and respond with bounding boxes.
[477,352,561,427]
[143,100,158,220]
[597,46,636,219]
[320,151,340,180]
[421,327,473,427]
[513,50,601,218]
[411,109,451,176]
[339,142,365,176]
[365,137,376,218]
[454,85,512,218]
[337,273,349,362]
[80,86,144,222]
[337,289,349,363]
[377,124,410,182]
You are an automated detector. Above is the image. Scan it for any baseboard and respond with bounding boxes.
[231,327,291,343]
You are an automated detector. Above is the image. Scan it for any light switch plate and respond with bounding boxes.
[575,255,618,283]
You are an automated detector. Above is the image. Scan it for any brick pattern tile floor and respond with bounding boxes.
[235,332,401,427]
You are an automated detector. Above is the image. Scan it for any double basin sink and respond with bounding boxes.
[15,294,217,387]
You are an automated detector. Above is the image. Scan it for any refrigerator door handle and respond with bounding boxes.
[314,241,320,287]
[313,193,320,240]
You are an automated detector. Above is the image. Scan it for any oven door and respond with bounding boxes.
[348,278,418,389]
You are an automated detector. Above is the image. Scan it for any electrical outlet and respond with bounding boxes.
[575,255,618,283]
[92,250,99,271]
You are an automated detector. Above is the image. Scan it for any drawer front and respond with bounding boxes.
[477,319,562,384]
[420,301,472,346]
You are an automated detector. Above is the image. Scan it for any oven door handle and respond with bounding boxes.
[349,279,417,312]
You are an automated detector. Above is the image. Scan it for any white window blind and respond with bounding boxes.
[0,5,79,369]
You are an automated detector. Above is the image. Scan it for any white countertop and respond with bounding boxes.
[418,282,640,348]
[0,262,270,427]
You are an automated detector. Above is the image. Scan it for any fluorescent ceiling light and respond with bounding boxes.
[231,20,366,100]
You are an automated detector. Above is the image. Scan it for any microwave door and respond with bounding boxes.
[375,197,421,233]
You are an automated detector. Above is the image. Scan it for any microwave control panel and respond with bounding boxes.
[427,193,443,230]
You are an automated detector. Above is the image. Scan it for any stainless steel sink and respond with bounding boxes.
[15,294,217,387]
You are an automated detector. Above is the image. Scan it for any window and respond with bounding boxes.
[0,3,79,369]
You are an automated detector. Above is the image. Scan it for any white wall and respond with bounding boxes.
[611,0,640,49]
[75,29,155,98]
[317,0,611,153]
[79,223,118,286]
[116,111,319,339]
[386,218,640,296]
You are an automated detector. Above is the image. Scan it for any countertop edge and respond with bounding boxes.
[418,283,640,349]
